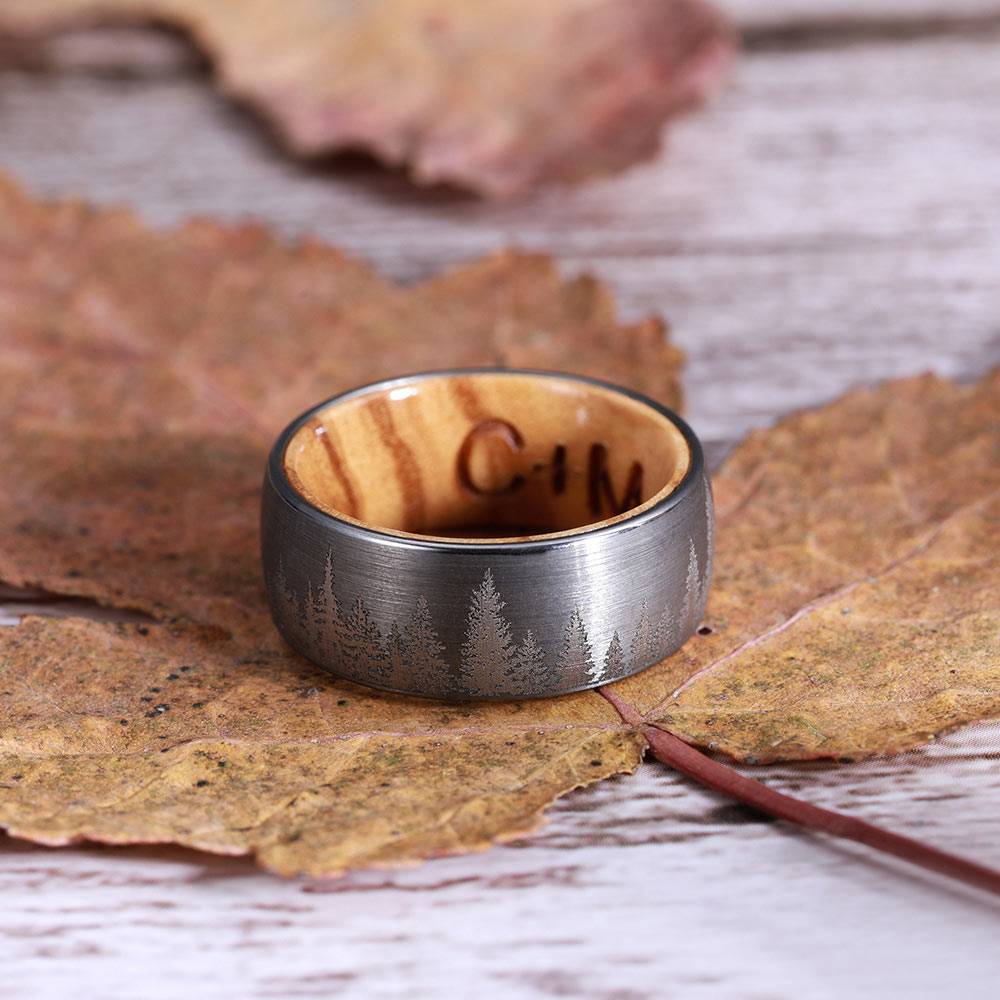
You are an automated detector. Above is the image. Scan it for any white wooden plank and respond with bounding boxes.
[1,36,997,443]
[724,0,1000,30]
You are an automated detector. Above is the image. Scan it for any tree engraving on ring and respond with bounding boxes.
[403,595,451,694]
[558,607,595,686]
[340,595,389,684]
[656,533,709,651]
[511,629,546,688]
[272,551,699,697]
[629,598,660,672]
[461,568,516,693]
[599,631,625,687]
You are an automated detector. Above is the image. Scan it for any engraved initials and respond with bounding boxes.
[456,420,643,514]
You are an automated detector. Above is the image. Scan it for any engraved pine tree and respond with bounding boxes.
[508,629,546,691]
[313,552,344,661]
[597,630,625,685]
[274,561,295,610]
[293,578,312,646]
[385,620,406,689]
[305,580,325,659]
[461,569,515,686]
[682,539,701,633]
[340,594,389,683]
[405,595,450,693]
[699,488,714,617]
[658,601,679,653]
[557,607,594,685]
[274,561,310,655]
[629,598,660,670]
[704,480,715,563]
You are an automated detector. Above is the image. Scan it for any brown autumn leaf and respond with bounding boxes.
[0,0,733,197]
[0,172,667,874]
[611,370,1000,762]
[1,175,998,876]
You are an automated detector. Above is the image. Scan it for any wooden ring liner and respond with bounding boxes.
[282,370,691,542]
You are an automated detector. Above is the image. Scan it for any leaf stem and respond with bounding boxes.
[641,721,1000,898]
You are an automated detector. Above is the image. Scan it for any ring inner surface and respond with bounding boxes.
[283,373,691,542]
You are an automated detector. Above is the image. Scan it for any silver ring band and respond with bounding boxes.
[261,369,713,699]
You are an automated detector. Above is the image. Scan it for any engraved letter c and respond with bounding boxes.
[457,419,526,496]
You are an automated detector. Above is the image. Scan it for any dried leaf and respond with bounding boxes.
[612,371,1000,762]
[0,0,733,197]
[1,176,998,877]
[0,173,667,874]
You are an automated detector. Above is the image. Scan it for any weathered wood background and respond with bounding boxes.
[1,1,999,997]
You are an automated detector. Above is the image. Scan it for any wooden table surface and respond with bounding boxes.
[2,3,999,997]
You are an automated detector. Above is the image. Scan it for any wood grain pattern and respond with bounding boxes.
[284,372,689,538]
[1,10,999,999]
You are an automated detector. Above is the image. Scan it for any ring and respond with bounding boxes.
[261,369,713,700]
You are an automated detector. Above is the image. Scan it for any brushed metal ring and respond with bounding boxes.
[261,369,713,700]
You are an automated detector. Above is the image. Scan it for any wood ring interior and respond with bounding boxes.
[283,372,692,542]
